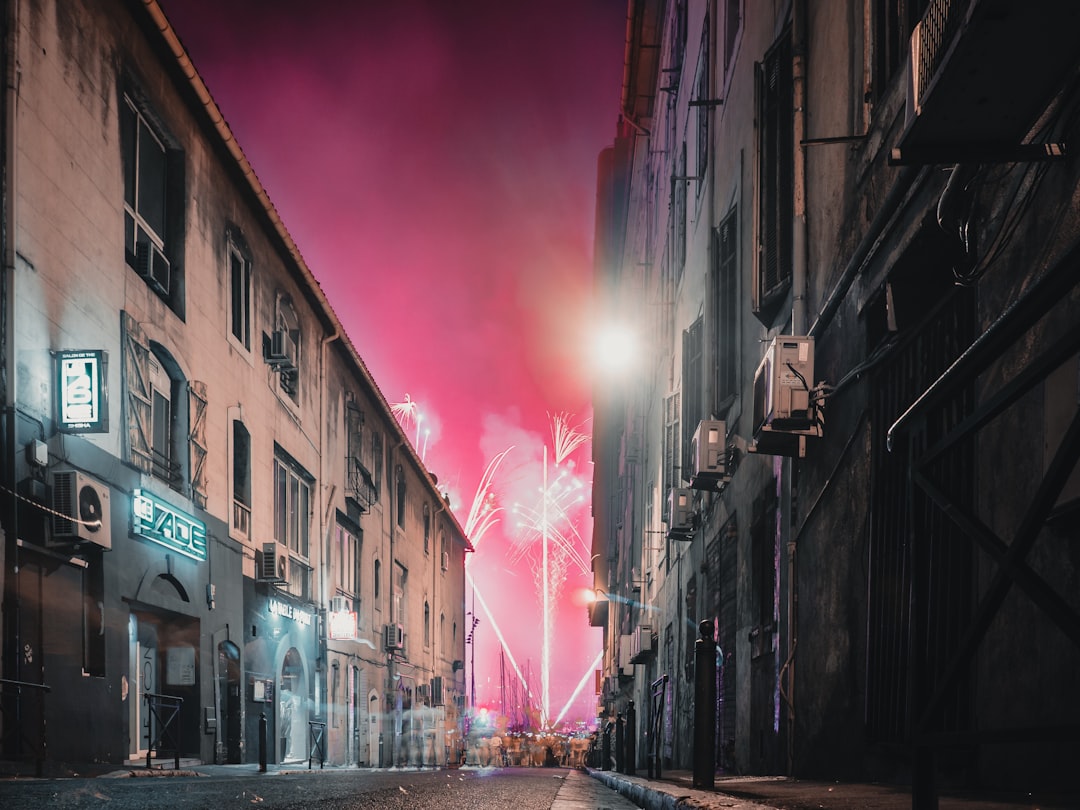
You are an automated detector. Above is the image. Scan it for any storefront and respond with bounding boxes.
[244,581,320,764]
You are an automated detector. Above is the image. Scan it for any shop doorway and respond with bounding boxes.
[128,606,200,761]
[368,690,381,766]
[217,641,242,763]
[279,648,307,762]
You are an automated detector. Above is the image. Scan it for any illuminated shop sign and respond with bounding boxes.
[268,598,313,627]
[57,350,108,433]
[132,488,207,561]
[328,610,357,640]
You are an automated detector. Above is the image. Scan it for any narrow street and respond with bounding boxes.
[0,767,594,810]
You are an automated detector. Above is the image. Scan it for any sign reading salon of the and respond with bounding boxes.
[132,488,207,561]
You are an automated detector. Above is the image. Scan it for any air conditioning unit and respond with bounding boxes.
[689,419,729,491]
[266,329,298,370]
[134,240,171,296]
[384,623,404,651]
[51,470,111,549]
[751,336,820,457]
[629,625,654,664]
[666,488,694,540]
[893,0,1079,164]
[330,595,350,614]
[257,542,287,583]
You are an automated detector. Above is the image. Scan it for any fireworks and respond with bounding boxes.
[400,396,595,729]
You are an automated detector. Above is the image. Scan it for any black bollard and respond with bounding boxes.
[625,699,637,776]
[693,620,716,789]
[615,712,624,773]
[601,720,611,771]
[259,712,267,773]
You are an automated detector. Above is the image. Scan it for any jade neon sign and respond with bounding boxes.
[132,489,207,561]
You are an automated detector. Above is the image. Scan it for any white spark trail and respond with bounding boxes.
[553,650,604,728]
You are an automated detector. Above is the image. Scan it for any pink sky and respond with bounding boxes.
[161,0,626,726]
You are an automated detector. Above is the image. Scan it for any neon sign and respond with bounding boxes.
[132,488,207,561]
[57,350,108,432]
[268,597,313,627]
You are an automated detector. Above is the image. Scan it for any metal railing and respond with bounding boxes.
[0,678,51,776]
[308,720,326,769]
[647,674,667,779]
[144,691,183,770]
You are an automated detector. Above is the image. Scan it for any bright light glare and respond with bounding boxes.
[590,322,638,377]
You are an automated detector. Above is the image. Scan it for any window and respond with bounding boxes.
[714,208,739,411]
[424,601,431,647]
[440,530,448,571]
[121,313,206,501]
[346,400,375,511]
[372,431,383,500]
[273,296,301,402]
[423,503,431,554]
[121,92,181,307]
[723,0,742,76]
[871,0,930,104]
[393,563,407,625]
[695,23,710,186]
[232,420,251,538]
[149,354,174,482]
[682,317,703,470]
[274,452,312,599]
[755,28,793,320]
[374,559,382,601]
[671,143,688,285]
[228,238,251,350]
[334,520,360,597]
[395,466,406,529]
[663,392,681,502]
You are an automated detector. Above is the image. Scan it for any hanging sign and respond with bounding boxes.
[57,350,108,432]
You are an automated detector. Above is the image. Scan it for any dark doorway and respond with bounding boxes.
[218,640,242,763]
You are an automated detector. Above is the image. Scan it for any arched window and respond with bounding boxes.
[424,601,431,647]
[374,559,381,600]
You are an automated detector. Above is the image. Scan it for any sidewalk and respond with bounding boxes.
[586,768,1079,810]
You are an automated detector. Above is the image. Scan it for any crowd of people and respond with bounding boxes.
[464,731,594,768]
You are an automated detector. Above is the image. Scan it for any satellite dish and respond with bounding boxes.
[79,484,103,532]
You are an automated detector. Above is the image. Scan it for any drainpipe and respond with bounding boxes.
[784,0,809,777]
[318,330,339,610]
[2,0,19,708]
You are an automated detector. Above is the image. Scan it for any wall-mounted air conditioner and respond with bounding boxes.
[330,595,350,614]
[266,329,298,370]
[135,240,171,296]
[689,419,729,490]
[384,623,404,650]
[51,470,111,549]
[751,336,821,457]
[666,488,694,540]
[257,542,287,583]
[629,625,654,664]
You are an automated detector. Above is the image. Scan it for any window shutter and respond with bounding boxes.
[188,380,208,508]
[122,311,153,474]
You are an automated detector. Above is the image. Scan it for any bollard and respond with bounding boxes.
[259,712,267,773]
[379,733,384,768]
[601,720,611,771]
[693,620,717,789]
[625,700,637,776]
[615,712,624,773]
